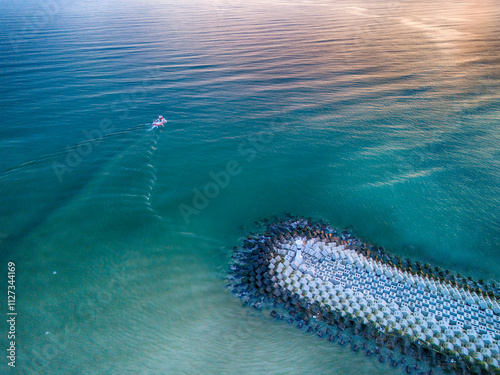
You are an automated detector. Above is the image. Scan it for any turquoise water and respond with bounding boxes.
[1,0,499,373]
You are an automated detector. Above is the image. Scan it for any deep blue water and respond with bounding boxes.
[1,0,499,373]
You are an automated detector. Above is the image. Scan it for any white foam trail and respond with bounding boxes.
[147,120,167,132]
[140,132,161,219]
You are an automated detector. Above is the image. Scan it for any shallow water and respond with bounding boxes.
[1,0,499,373]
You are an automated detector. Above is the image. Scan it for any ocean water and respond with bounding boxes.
[1,0,499,373]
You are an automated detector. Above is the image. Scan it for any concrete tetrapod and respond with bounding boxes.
[228,217,500,374]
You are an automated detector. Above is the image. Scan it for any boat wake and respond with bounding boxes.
[0,121,166,249]
[1,123,147,177]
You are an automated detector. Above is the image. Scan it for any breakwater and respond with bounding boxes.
[227,217,500,374]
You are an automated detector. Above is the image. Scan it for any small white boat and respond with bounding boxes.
[152,115,167,127]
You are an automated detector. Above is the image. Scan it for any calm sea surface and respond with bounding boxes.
[1,0,499,373]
